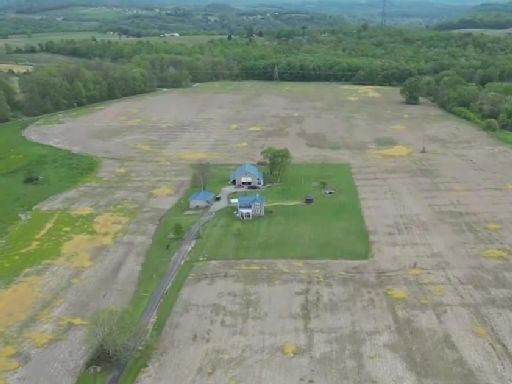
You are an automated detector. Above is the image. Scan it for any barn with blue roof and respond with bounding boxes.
[189,190,215,208]
[230,163,264,188]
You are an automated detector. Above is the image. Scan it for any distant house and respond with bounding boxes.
[230,164,264,188]
[237,194,265,220]
[189,190,214,208]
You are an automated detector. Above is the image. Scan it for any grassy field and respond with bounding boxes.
[496,129,512,145]
[0,119,98,245]
[190,164,370,261]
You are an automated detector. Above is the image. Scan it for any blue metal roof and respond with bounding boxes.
[230,163,263,181]
[238,194,265,207]
[189,190,215,201]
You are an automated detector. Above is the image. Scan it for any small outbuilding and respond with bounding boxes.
[237,194,265,220]
[189,190,215,209]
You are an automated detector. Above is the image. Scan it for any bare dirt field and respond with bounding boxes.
[7,82,512,383]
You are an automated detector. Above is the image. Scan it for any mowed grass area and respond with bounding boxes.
[496,130,512,145]
[190,164,370,261]
[0,120,98,239]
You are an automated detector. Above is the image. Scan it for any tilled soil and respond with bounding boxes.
[11,82,512,384]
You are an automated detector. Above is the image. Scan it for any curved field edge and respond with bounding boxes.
[0,119,98,284]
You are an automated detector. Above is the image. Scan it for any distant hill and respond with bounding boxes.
[435,1,512,30]
[0,0,479,25]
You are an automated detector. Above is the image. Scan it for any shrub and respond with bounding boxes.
[86,307,135,366]
[483,119,499,132]
[452,107,482,125]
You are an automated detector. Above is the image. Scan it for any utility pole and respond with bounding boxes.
[381,0,387,26]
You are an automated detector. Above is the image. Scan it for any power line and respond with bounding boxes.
[381,0,388,26]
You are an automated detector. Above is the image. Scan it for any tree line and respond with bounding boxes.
[401,73,512,132]
[3,25,512,132]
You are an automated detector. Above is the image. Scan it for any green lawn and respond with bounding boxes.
[496,129,512,145]
[190,164,370,261]
[0,120,98,238]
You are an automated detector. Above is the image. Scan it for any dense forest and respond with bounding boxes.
[436,1,512,30]
[2,19,512,133]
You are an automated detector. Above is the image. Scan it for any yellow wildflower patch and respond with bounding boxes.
[0,277,41,330]
[136,144,155,152]
[25,331,53,348]
[59,316,87,326]
[115,167,127,176]
[36,309,52,323]
[385,288,408,300]
[480,249,508,259]
[281,343,298,358]
[363,88,381,97]
[151,186,174,198]
[238,264,264,271]
[485,223,502,232]
[0,357,18,373]
[373,145,413,157]
[59,235,97,268]
[408,268,422,276]
[58,213,129,269]
[0,347,16,358]
[93,213,129,236]
[472,323,488,337]
[432,286,444,296]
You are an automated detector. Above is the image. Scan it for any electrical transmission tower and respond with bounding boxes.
[381,0,387,26]
[273,65,279,81]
